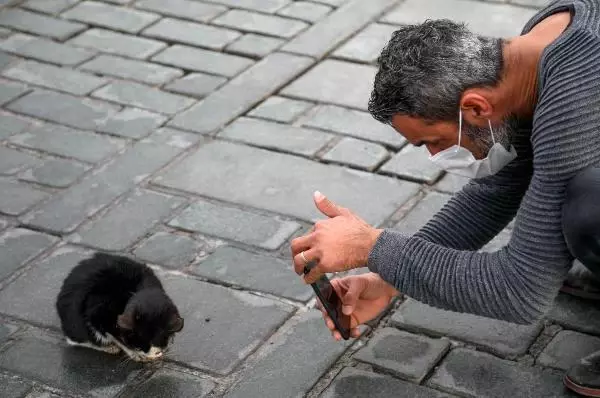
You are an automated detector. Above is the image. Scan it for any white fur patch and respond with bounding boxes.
[66,338,121,355]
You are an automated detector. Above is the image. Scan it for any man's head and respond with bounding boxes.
[368,19,519,159]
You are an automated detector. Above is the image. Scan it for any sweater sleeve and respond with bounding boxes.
[412,131,533,251]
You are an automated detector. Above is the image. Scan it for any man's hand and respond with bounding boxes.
[291,191,383,283]
[317,273,399,341]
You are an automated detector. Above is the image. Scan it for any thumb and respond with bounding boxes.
[341,277,367,316]
[314,191,344,218]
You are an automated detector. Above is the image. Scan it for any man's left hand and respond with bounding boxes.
[291,191,383,284]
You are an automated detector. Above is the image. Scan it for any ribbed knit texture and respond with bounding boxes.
[368,0,600,324]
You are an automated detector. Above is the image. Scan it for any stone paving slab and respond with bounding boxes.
[79,54,184,85]
[213,9,309,39]
[0,146,41,176]
[142,18,241,51]
[134,0,227,23]
[548,293,600,336]
[0,33,98,66]
[381,145,444,184]
[0,80,30,106]
[394,192,451,235]
[537,330,600,371]
[0,8,86,40]
[223,310,352,398]
[0,179,49,216]
[167,198,301,250]
[128,368,216,398]
[0,329,144,398]
[67,28,167,59]
[133,231,203,269]
[191,246,313,301]
[160,273,295,375]
[428,348,577,397]
[248,96,314,123]
[0,227,58,282]
[381,0,537,38]
[0,374,34,398]
[333,23,399,64]
[322,367,453,398]
[153,140,420,226]
[19,157,91,188]
[391,298,543,358]
[353,327,450,383]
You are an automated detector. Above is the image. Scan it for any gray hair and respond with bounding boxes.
[368,19,504,124]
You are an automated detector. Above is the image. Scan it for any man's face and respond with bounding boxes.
[391,114,517,159]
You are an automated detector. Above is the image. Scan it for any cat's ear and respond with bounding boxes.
[117,314,134,330]
[168,315,184,333]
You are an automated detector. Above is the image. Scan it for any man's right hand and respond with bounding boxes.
[317,273,399,341]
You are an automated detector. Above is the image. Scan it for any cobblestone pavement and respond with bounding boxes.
[0,0,590,397]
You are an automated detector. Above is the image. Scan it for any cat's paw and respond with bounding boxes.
[102,345,122,355]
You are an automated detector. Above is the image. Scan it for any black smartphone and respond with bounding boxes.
[304,265,351,340]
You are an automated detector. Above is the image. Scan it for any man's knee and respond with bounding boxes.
[563,166,600,267]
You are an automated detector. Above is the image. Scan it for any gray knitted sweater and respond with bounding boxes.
[368,0,600,324]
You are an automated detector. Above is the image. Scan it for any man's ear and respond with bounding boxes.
[461,91,494,125]
[168,315,184,333]
[117,314,134,330]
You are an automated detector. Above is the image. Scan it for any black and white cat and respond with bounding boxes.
[56,252,184,362]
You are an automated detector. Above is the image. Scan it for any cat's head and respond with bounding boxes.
[115,288,184,362]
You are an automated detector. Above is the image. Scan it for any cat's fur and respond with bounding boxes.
[56,252,184,362]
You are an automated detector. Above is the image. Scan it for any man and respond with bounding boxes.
[291,0,600,395]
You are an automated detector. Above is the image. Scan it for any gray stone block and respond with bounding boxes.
[0,227,57,282]
[129,369,215,398]
[7,90,121,131]
[62,1,160,33]
[354,328,450,383]
[68,28,166,59]
[161,273,294,374]
[0,147,40,176]
[248,96,313,123]
[0,321,18,343]
[133,232,201,269]
[391,298,543,358]
[3,60,108,96]
[322,367,452,398]
[511,0,551,8]
[323,137,389,171]
[313,0,347,5]
[434,173,471,194]
[0,80,29,106]
[220,117,334,156]
[537,330,600,371]
[548,293,600,336]
[0,50,15,70]
[79,54,183,85]
[333,23,398,63]
[428,348,574,397]
[0,113,30,140]
[153,140,420,226]
[381,0,536,38]
[298,104,406,149]
[152,45,253,77]
[0,8,86,40]
[224,310,351,398]
[226,33,284,58]
[20,129,198,233]
[135,0,226,23]
[92,81,195,115]
[0,247,92,327]
[168,198,301,250]
[95,107,167,139]
[22,0,79,14]
[277,1,332,22]
[142,18,241,50]
[0,374,32,398]
[9,123,125,163]
[282,0,397,58]
[0,34,97,66]
[0,329,143,397]
[20,158,90,188]
[481,228,512,253]
[381,145,444,184]
[73,189,184,251]
[164,73,227,99]
[200,0,290,13]
[0,179,49,216]
[213,9,308,39]
[170,52,314,134]
[282,59,376,110]
[192,246,312,301]
[394,192,451,236]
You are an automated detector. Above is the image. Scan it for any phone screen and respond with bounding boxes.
[310,273,352,340]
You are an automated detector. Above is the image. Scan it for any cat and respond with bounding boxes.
[56,252,184,362]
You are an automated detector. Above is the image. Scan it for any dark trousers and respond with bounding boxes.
[563,166,600,275]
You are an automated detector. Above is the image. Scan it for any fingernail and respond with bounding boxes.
[314,191,324,201]
[342,305,353,315]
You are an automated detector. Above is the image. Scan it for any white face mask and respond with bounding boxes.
[429,110,517,179]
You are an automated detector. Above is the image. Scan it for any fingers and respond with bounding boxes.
[293,248,320,276]
[290,233,312,257]
[341,277,368,318]
[314,191,348,218]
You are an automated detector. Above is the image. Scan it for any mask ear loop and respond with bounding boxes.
[488,120,496,145]
[458,109,463,147]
